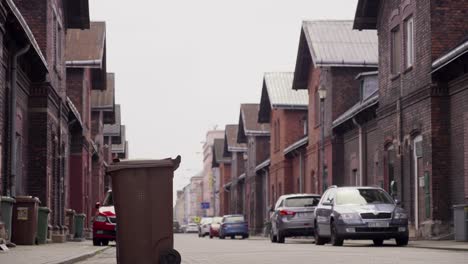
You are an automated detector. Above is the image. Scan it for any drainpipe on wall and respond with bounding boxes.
[9,44,30,198]
[352,118,366,186]
[299,151,303,193]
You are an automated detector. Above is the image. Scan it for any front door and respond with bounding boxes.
[413,136,426,229]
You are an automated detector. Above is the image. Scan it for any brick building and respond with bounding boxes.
[237,104,270,234]
[292,20,378,194]
[223,125,247,214]
[111,125,128,160]
[2,0,90,242]
[65,21,107,231]
[332,71,380,187]
[201,130,224,216]
[258,72,308,206]
[212,138,231,216]
[354,0,468,238]
[91,72,116,208]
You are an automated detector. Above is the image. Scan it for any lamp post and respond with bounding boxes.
[318,86,327,193]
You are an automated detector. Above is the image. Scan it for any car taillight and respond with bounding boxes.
[279,210,296,216]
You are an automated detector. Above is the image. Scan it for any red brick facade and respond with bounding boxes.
[354,0,468,237]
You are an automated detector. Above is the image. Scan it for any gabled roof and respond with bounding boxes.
[293,20,378,90]
[212,138,231,167]
[66,21,106,65]
[223,125,247,157]
[104,104,121,143]
[91,73,114,108]
[111,125,126,153]
[66,22,107,90]
[432,39,468,73]
[91,73,116,124]
[258,72,308,123]
[237,104,270,143]
[353,0,381,30]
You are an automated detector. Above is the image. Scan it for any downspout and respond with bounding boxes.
[9,44,30,197]
[352,118,365,186]
[299,151,303,193]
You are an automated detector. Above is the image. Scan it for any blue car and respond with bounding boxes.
[219,215,249,239]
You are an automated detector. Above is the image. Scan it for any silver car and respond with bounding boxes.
[314,186,409,246]
[270,194,321,243]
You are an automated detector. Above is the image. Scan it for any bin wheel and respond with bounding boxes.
[93,238,101,246]
[159,249,181,264]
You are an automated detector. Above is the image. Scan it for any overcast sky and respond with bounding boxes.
[89,0,359,203]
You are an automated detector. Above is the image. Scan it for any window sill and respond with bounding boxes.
[403,66,413,74]
[390,73,401,81]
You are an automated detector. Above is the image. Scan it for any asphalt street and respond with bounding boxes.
[77,234,468,264]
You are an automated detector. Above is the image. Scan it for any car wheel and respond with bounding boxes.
[270,229,277,243]
[277,230,285,244]
[101,239,109,246]
[210,235,213,239]
[242,234,249,239]
[314,224,326,246]
[330,222,343,246]
[373,239,384,246]
[230,236,235,239]
[93,238,101,246]
[395,236,409,246]
[219,234,225,239]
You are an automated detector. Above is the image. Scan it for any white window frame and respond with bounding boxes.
[405,17,414,68]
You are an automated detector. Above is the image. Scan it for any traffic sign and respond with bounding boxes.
[201,202,210,209]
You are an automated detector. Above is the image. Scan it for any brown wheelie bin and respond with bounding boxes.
[11,196,40,245]
[107,156,182,264]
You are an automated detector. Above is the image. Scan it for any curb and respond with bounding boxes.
[407,245,468,252]
[53,246,110,264]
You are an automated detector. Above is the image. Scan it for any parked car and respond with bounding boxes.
[93,190,116,246]
[270,193,321,243]
[173,220,181,233]
[180,225,187,233]
[185,223,199,233]
[219,215,249,239]
[209,217,223,238]
[198,217,213,237]
[313,186,409,247]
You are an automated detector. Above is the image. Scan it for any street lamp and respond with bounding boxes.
[318,85,327,193]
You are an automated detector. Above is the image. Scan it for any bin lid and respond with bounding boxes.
[1,196,16,203]
[39,207,51,213]
[15,196,40,203]
[107,156,181,173]
[453,204,468,208]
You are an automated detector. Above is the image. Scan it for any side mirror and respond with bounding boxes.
[95,202,101,209]
[322,201,333,206]
[395,199,401,206]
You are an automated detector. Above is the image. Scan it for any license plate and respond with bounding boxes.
[368,222,389,228]
[297,212,314,217]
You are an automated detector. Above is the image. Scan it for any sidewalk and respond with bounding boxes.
[0,241,109,264]
[251,235,468,251]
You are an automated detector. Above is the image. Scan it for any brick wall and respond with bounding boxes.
[431,0,468,60]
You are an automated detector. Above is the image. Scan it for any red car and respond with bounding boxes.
[93,190,116,246]
[209,217,223,239]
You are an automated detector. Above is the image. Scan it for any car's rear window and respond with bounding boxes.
[284,196,320,207]
[224,216,244,223]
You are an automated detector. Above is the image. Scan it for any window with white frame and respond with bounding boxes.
[391,26,401,74]
[405,17,414,68]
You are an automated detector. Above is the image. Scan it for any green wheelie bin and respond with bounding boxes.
[36,207,51,244]
[1,196,16,241]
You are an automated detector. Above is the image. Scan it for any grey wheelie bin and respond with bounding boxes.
[453,204,468,241]
[108,156,182,264]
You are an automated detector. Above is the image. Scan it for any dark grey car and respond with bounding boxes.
[270,194,321,243]
[314,186,409,247]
